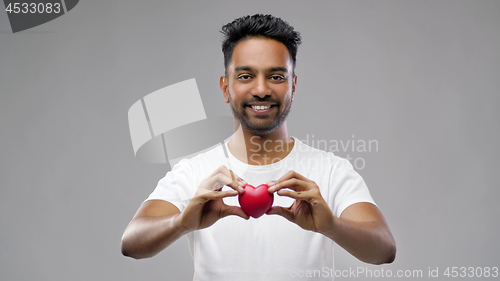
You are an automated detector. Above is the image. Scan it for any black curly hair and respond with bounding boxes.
[221,14,302,75]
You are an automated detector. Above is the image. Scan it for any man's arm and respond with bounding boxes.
[121,165,249,259]
[267,171,396,265]
[327,202,396,264]
[121,200,186,259]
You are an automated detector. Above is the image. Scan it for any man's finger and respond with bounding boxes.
[218,166,247,192]
[266,206,294,221]
[268,178,308,193]
[206,173,244,193]
[221,205,250,220]
[276,170,308,183]
[207,165,230,178]
[214,165,246,186]
[276,189,315,201]
[206,166,245,186]
[229,169,246,184]
[216,173,243,192]
[202,189,239,200]
[230,171,248,191]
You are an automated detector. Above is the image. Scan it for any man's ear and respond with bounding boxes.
[220,76,230,103]
[292,75,297,100]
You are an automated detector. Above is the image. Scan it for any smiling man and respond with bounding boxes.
[121,14,396,280]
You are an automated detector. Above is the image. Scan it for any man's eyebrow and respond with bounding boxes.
[233,66,289,73]
[234,66,254,72]
[267,67,288,73]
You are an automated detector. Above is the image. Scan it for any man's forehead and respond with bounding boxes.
[228,38,293,72]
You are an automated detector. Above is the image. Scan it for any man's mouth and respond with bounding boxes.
[246,104,276,113]
[250,105,272,110]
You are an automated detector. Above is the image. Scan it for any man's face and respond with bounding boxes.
[220,37,297,134]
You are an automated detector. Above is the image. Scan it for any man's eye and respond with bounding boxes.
[239,75,251,80]
[270,75,284,81]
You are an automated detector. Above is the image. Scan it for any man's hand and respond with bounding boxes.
[180,165,250,231]
[121,165,249,259]
[266,170,334,235]
[267,170,396,265]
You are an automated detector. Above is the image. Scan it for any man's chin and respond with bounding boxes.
[241,122,281,135]
[231,109,284,134]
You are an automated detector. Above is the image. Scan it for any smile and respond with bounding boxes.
[247,104,275,113]
[251,105,271,110]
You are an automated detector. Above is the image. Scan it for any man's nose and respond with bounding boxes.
[252,76,270,98]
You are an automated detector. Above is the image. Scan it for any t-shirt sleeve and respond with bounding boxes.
[329,158,377,218]
[144,159,197,213]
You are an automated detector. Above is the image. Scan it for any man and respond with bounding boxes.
[121,14,396,280]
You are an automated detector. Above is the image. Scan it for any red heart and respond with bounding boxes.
[238,184,274,218]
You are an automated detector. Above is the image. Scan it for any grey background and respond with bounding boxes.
[1,0,499,280]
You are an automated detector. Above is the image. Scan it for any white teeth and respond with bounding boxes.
[251,105,272,110]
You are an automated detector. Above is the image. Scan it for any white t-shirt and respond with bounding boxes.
[146,137,376,281]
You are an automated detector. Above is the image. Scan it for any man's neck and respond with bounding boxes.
[227,121,295,165]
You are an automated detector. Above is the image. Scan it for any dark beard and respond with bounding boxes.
[228,91,292,134]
